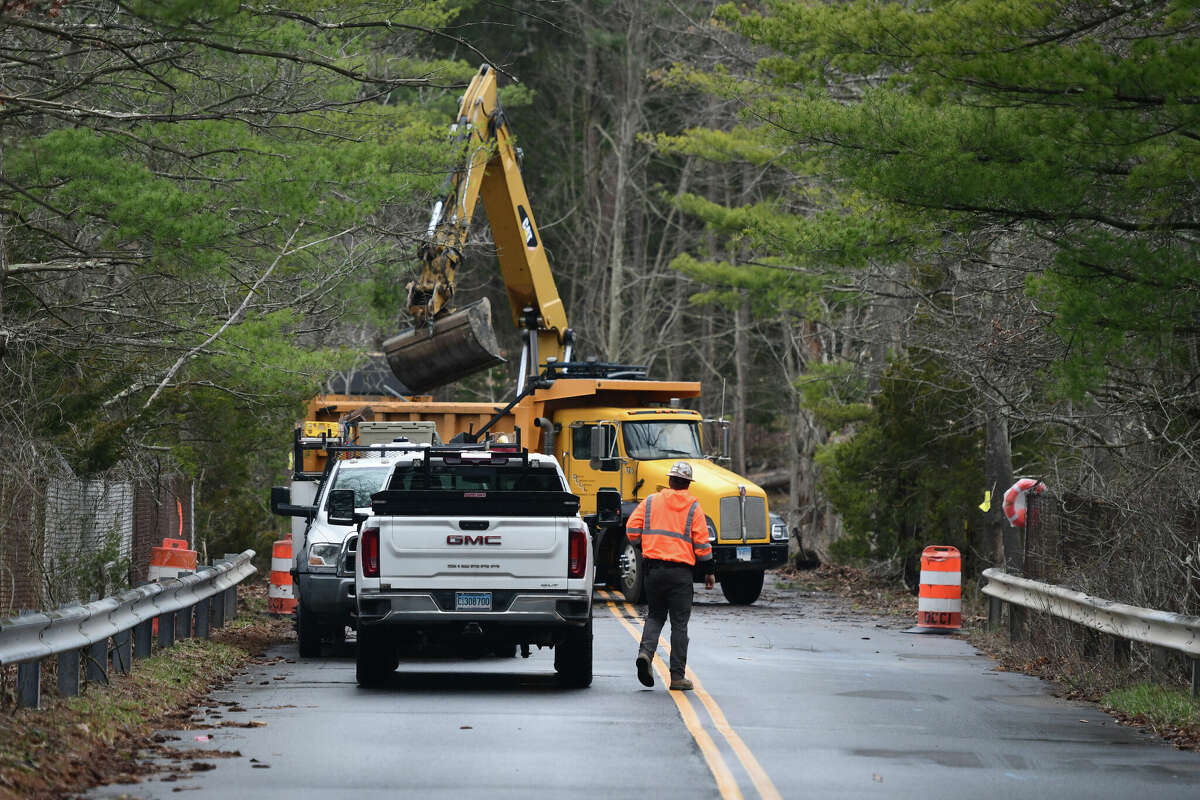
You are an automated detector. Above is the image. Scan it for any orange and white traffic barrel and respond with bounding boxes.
[148,538,197,636]
[148,538,197,581]
[907,546,962,634]
[267,538,297,615]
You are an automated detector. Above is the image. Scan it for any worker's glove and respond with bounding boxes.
[704,574,715,590]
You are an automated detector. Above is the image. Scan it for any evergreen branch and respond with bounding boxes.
[257,6,514,83]
[140,222,297,411]
[4,258,127,276]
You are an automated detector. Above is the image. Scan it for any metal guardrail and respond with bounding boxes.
[0,550,256,709]
[982,567,1200,694]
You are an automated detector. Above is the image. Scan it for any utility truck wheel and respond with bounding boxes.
[328,624,347,649]
[356,627,398,687]
[720,570,764,605]
[297,602,321,658]
[618,537,645,604]
[555,618,593,688]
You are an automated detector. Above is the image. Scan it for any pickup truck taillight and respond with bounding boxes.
[361,526,380,578]
[568,525,587,579]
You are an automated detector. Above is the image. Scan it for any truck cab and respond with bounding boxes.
[554,406,788,605]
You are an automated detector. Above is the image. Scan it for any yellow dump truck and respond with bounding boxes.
[295,371,788,604]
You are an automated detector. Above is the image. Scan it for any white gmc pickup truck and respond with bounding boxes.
[328,445,594,688]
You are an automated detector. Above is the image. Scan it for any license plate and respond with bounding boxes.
[736,546,752,562]
[455,591,492,611]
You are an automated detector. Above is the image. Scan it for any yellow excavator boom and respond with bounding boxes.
[384,64,571,393]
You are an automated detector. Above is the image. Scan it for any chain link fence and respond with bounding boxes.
[0,462,193,615]
[1022,490,1200,687]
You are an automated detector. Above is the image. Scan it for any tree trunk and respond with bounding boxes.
[733,298,749,475]
[984,412,1016,571]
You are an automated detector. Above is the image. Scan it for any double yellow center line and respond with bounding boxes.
[597,589,782,800]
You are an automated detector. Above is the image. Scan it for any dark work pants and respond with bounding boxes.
[638,564,694,680]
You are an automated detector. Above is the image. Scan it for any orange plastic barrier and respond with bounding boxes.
[267,538,297,615]
[914,545,962,632]
[148,537,197,581]
[148,538,197,636]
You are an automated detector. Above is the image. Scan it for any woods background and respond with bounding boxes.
[1,0,1197,663]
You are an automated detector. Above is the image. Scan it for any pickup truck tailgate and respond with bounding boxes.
[378,516,570,589]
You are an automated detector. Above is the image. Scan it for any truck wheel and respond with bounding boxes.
[355,627,398,688]
[618,537,645,604]
[328,624,347,647]
[555,618,593,688]
[297,602,322,659]
[720,570,764,605]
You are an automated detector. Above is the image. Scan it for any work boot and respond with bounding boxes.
[635,653,654,687]
[669,677,694,691]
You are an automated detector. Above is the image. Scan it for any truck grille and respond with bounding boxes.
[718,496,767,542]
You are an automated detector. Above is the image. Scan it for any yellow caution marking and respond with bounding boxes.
[598,590,743,800]
[599,589,782,800]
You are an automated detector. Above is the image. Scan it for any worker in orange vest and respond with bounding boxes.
[626,461,714,691]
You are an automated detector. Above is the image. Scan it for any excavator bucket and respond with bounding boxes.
[383,298,506,394]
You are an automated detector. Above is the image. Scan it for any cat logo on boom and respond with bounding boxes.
[518,206,537,248]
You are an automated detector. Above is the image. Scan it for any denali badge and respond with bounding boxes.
[447,534,501,545]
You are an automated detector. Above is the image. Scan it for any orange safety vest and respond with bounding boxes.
[625,488,712,566]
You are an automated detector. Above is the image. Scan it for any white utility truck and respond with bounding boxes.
[328,443,601,688]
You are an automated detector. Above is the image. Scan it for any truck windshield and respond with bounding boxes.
[387,463,564,492]
[328,466,392,508]
[622,421,702,460]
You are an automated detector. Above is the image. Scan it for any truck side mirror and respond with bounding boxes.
[327,488,363,527]
[589,426,620,472]
[270,486,316,520]
[595,487,622,528]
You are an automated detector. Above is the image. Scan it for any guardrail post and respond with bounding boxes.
[211,589,225,628]
[86,639,108,686]
[195,597,210,639]
[114,628,132,674]
[987,596,1003,631]
[134,619,153,659]
[175,605,191,640]
[57,650,80,697]
[1008,604,1026,641]
[1192,660,1198,699]
[158,612,175,648]
[1113,636,1130,668]
[17,660,40,709]
[225,586,236,621]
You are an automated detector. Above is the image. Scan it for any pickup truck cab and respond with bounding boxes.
[339,445,594,688]
[290,453,404,657]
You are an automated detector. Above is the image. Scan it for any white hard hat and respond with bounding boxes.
[667,461,694,482]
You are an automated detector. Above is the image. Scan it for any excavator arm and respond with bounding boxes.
[384,64,572,394]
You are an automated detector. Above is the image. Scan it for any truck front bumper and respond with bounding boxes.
[296,571,355,624]
[703,542,789,576]
[356,590,591,628]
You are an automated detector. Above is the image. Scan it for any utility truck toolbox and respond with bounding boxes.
[354,420,437,446]
[344,445,594,688]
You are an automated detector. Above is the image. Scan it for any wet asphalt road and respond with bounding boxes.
[92,583,1200,799]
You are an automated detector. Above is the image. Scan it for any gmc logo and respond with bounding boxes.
[446,534,502,546]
